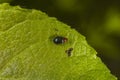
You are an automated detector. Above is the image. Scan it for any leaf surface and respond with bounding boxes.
[0,3,117,80]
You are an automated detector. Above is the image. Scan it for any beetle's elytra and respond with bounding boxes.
[53,36,68,44]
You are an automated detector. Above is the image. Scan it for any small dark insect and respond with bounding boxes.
[65,48,73,57]
[53,36,68,44]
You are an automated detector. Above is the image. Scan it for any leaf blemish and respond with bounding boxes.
[65,48,73,57]
[54,28,58,31]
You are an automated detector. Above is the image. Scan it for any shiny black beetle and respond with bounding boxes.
[53,36,68,44]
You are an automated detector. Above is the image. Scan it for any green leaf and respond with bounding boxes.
[0,3,117,80]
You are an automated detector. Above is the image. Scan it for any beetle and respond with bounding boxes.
[53,36,68,44]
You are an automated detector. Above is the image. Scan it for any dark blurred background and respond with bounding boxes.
[0,0,120,79]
